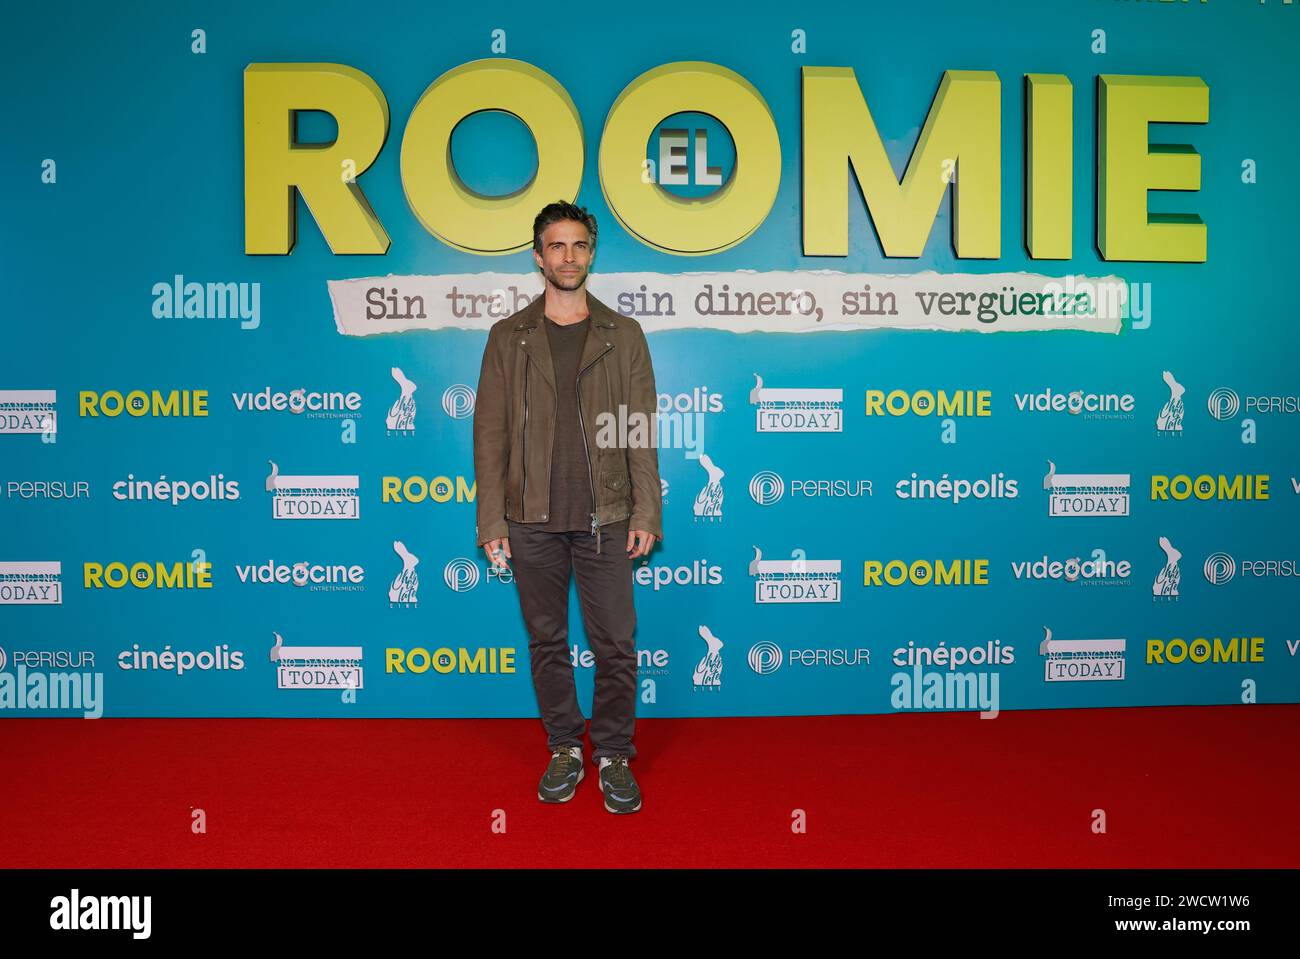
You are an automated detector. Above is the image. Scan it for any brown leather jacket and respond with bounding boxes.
[473,289,663,554]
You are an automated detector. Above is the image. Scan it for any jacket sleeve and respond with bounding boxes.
[472,327,510,546]
[625,322,664,540]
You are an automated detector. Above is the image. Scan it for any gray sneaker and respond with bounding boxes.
[597,755,642,814]
[538,746,584,803]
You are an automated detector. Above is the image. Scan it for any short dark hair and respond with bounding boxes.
[532,200,597,255]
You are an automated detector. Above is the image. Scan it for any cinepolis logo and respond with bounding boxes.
[269,631,363,690]
[1039,627,1126,682]
[79,389,208,418]
[749,372,842,432]
[387,367,417,435]
[0,389,56,435]
[895,472,1017,503]
[390,541,420,606]
[266,461,360,519]
[865,388,991,417]
[748,641,782,674]
[1152,536,1182,602]
[693,624,724,690]
[1043,460,1130,516]
[111,473,240,506]
[1207,388,1240,421]
[1204,552,1236,585]
[443,558,480,592]
[0,561,62,605]
[749,546,841,603]
[749,471,784,505]
[693,452,724,521]
[633,560,723,590]
[441,383,475,419]
[1155,370,1185,436]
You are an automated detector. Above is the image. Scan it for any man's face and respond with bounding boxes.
[534,219,594,291]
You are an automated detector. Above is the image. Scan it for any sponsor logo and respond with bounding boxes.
[235,560,366,591]
[386,647,516,674]
[1152,536,1182,601]
[1204,552,1236,585]
[749,471,872,504]
[269,631,363,690]
[865,389,991,417]
[864,559,988,587]
[1043,460,1130,516]
[1151,474,1269,501]
[6,480,89,500]
[266,461,360,519]
[111,473,240,506]
[231,387,361,418]
[79,389,207,417]
[895,472,1018,503]
[83,561,212,590]
[748,642,870,674]
[1155,370,1185,435]
[1039,627,1126,681]
[1146,636,1264,665]
[388,368,418,434]
[693,453,724,521]
[1013,387,1136,420]
[441,383,475,420]
[443,558,480,592]
[1206,387,1240,421]
[889,641,1011,718]
[0,561,62,605]
[117,645,245,674]
[390,541,419,605]
[693,625,724,690]
[0,389,56,435]
[1011,551,1131,586]
[1203,554,1300,584]
[749,546,841,603]
[633,560,723,590]
[572,646,669,675]
[1209,388,1300,419]
[749,372,842,432]
[380,475,475,504]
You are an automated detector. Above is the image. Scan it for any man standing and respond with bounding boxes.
[473,201,663,814]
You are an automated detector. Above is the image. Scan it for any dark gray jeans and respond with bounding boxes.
[506,518,637,763]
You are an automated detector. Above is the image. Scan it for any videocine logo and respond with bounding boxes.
[0,389,56,435]
[749,546,841,603]
[749,372,842,432]
[50,889,151,939]
[1013,386,1135,420]
[265,460,360,519]
[231,386,361,417]
[1042,460,1130,517]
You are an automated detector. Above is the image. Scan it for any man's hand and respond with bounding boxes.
[484,537,512,570]
[627,528,657,559]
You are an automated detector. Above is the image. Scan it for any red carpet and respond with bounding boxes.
[2,704,1296,868]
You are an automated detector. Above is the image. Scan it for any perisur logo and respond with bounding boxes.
[265,460,360,520]
[748,641,782,675]
[748,545,841,603]
[441,383,475,419]
[443,558,480,592]
[1206,388,1241,421]
[748,372,842,432]
[1042,460,1130,517]
[749,471,784,505]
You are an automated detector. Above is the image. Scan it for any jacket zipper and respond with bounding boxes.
[521,355,529,514]
[576,344,612,554]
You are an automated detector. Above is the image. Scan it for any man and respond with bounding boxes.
[473,200,663,814]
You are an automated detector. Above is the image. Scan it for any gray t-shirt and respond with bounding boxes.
[532,314,595,532]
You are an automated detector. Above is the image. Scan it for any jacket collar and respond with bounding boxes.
[512,288,617,393]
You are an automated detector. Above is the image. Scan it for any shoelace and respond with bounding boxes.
[602,756,633,787]
[551,748,579,770]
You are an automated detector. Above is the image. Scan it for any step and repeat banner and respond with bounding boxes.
[3,1,1298,719]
